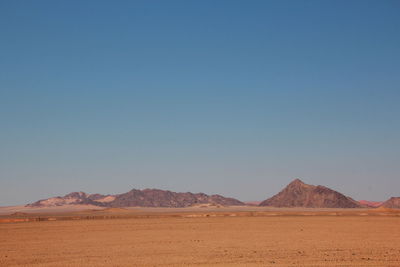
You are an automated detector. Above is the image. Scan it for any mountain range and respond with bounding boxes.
[27,189,244,208]
[26,179,400,209]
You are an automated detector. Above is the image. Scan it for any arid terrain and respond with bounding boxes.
[1,180,399,266]
[1,207,400,266]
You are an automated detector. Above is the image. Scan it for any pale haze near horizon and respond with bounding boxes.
[0,0,399,206]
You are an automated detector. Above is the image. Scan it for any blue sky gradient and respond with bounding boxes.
[1,0,399,205]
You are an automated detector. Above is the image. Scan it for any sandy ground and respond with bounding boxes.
[0,205,104,215]
[0,204,391,216]
[1,209,400,266]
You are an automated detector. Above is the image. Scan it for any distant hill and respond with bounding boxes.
[380,197,400,209]
[26,192,112,207]
[244,201,262,206]
[259,179,363,208]
[358,200,383,208]
[27,189,244,208]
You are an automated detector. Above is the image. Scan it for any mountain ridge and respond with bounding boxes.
[27,188,244,208]
[25,179,398,209]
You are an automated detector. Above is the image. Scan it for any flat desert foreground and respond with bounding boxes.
[1,212,400,266]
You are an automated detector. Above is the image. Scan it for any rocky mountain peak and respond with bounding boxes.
[259,179,362,208]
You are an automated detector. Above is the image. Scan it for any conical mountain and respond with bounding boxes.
[259,179,363,208]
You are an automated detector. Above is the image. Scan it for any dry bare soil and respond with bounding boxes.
[1,209,400,266]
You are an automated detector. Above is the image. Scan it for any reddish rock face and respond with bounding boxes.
[259,179,363,208]
[27,189,244,208]
[380,197,400,209]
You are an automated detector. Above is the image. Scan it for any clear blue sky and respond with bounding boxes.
[1,0,399,206]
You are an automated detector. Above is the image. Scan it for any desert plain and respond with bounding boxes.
[1,207,400,266]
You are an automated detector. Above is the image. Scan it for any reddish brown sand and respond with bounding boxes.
[1,209,400,266]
